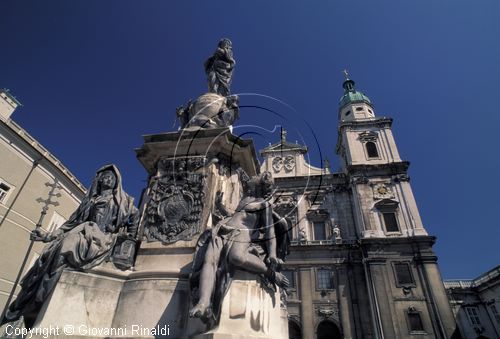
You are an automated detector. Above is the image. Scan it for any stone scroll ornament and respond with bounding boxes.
[143,156,207,244]
[176,38,239,129]
[1,164,139,328]
[188,172,291,329]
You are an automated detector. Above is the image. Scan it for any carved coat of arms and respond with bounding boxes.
[144,156,206,244]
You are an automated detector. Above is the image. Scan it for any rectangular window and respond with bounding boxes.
[465,307,481,326]
[313,222,326,240]
[383,212,399,232]
[366,141,379,158]
[490,304,500,324]
[394,263,414,285]
[408,311,424,332]
[0,182,11,203]
[283,270,295,289]
[317,269,333,289]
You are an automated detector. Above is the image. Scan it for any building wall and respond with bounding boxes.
[261,112,457,338]
[445,267,500,339]
[0,117,85,313]
[276,180,456,339]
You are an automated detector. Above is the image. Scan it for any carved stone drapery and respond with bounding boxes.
[144,156,207,244]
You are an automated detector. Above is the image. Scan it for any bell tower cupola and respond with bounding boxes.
[338,70,375,121]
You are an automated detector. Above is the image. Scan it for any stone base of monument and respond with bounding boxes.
[25,128,286,339]
[190,271,288,339]
[29,268,287,339]
[31,260,202,338]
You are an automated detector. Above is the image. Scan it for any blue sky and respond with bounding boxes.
[1,1,499,279]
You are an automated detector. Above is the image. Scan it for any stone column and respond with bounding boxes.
[296,194,310,240]
[337,267,353,338]
[418,257,457,338]
[299,267,315,339]
[365,259,396,338]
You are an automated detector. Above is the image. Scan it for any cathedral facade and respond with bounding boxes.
[260,77,458,339]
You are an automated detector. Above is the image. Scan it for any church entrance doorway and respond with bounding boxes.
[316,320,341,339]
[288,320,302,339]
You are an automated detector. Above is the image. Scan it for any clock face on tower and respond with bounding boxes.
[284,155,295,172]
[377,186,388,195]
[373,183,395,200]
[272,157,283,172]
[272,155,295,173]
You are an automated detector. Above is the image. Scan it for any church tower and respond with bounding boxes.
[335,72,457,338]
[336,72,427,239]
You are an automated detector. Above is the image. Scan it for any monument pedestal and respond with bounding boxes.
[27,129,287,339]
[191,271,288,339]
[32,265,201,338]
[31,269,288,339]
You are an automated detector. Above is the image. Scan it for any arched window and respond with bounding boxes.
[316,320,341,339]
[375,199,400,233]
[288,320,302,339]
[366,141,379,158]
[407,307,425,333]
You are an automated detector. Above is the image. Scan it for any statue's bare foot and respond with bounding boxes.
[189,303,212,320]
[275,272,290,289]
[189,303,206,318]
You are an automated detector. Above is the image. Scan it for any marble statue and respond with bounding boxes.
[204,38,235,97]
[176,38,239,129]
[331,224,342,243]
[1,164,138,328]
[188,172,289,327]
[298,228,308,242]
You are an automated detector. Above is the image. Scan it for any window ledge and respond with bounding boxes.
[409,331,427,335]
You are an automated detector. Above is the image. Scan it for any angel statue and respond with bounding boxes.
[189,172,290,327]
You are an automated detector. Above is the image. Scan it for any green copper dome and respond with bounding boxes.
[339,79,372,108]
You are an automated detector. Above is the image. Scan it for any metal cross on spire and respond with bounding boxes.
[343,69,350,80]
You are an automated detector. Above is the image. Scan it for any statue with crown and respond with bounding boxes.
[2,39,290,339]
